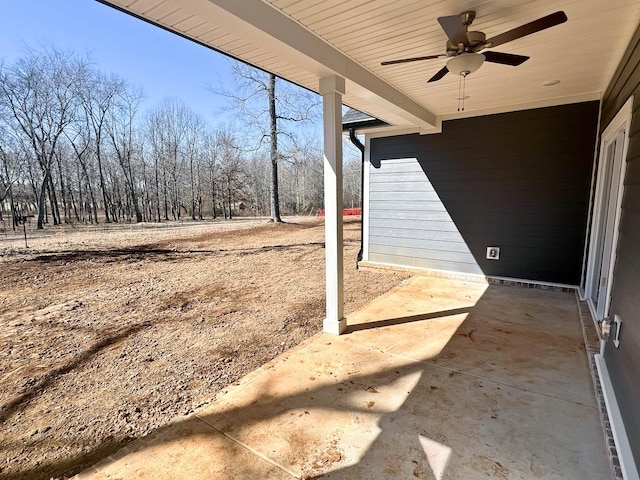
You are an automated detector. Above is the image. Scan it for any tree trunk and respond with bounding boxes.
[77,163,84,223]
[190,158,196,220]
[3,159,17,230]
[36,170,50,229]
[268,74,282,223]
[211,178,216,219]
[162,167,169,220]
[96,152,111,223]
[154,157,161,222]
[126,171,142,223]
[69,185,80,223]
[227,180,233,220]
[8,184,16,231]
[55,152,69,223]
[47,173,60,225]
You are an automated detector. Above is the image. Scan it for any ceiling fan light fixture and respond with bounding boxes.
[446,53,485,76]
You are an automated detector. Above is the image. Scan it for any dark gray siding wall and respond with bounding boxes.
[368,101,600,285]
[601,22,640,467]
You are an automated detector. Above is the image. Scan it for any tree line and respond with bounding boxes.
[0,47,361,230]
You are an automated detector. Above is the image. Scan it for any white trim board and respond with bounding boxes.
[358,261,578,291]
[359,96,602,139]
[595,354,640,480]
[584,96,633,321]
[362,138,371,262]
[579,96,604,302]
[439,92,601,121]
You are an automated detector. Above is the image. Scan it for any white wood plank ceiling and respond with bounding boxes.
[100,0,640,129]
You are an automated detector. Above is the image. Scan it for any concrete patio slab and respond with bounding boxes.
[195,339,421,478]
[317,363,606,479]
[343,277,595,405]
[77,416,292,480]
[76,276,610,480]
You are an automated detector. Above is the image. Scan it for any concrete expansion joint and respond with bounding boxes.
[193,415,298,479]
[440,363,594,407]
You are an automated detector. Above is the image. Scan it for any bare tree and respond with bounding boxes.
[52,142,75,223]
[215,129,245,219]
[65,100,101,223]
[244,154,270,216]
[343,155,361,209]
[142,111,164,222]
[183,109,205,220]
[213,61,321,222]
[106,86,143,223]
[0,129,24,228]
[201,130,219,219]
[79,71,126,223]
[146,99,197,220]
[0,47,87,229]
[0,46,328,227]
[278,139,324,215]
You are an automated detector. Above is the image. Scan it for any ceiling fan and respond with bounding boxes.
[381,10,567,83]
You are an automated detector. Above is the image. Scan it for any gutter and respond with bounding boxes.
[349,128,365,269]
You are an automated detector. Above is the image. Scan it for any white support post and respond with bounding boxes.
[320,75,346,335]
[363,135,371,262]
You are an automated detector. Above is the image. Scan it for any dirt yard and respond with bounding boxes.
[0,217,409,480]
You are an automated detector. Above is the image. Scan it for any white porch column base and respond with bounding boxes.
[323,317,347,335]
[320,75,345,335]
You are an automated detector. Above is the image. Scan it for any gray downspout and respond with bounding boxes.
[349,128,365,269]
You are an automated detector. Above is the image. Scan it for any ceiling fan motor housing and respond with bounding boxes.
[380,9,567,85]
[446,31,486,56]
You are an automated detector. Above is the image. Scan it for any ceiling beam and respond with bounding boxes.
[204,0,437,128]
[106,0,437,129]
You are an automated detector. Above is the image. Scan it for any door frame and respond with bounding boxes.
[584,96,633,321]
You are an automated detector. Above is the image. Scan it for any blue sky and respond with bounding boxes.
[0,1,361,158]
[0,0,235,125]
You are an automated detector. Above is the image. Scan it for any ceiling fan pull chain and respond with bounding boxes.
[458,73,467,112]
[462,74,466,111]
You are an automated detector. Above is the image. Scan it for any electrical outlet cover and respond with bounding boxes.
[486,247,500,260]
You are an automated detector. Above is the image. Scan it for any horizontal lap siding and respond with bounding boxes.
[368,101,599,284]
[368,157,483,275]
[601,20,640,467]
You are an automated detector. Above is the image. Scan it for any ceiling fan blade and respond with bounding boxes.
[480,11,567,49]
[437,15,470,46]
[381,54,444,66]
[428,66,449,83]
[483,51,529,66]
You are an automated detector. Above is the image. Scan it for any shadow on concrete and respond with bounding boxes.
[2,282,606,480]
[344,307,470,333]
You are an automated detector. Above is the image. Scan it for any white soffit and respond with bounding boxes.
[99,0,437,129]
[100,0,640,127]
